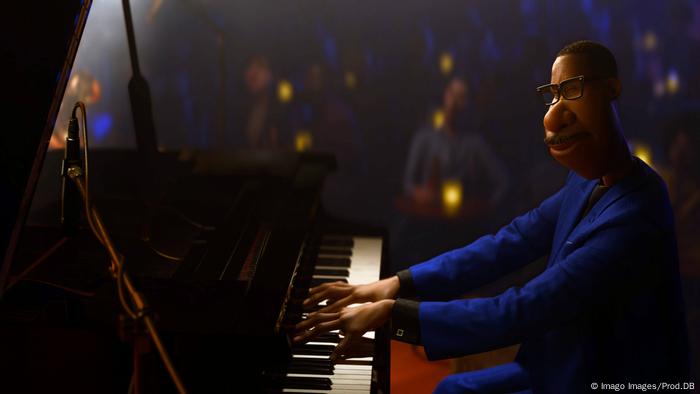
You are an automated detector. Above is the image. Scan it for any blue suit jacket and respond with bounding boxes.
[409,159,689,392]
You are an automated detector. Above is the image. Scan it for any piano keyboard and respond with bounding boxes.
[275,235,384,393]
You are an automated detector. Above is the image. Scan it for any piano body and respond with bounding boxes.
[1,2,390,393]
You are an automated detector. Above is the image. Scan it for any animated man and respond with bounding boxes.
[295,40,689,393]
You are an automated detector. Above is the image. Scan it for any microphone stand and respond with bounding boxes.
[122,0,158,164]
[66,103,188,394]
[121,0,160,242]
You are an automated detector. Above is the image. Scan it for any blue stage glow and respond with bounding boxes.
[591,8,611,44]
[422,26,436,65]
[480,31,501,63]
[323,36,338,69]
[580,0,593,15]
[91,112,112,142]
[466,7,483,29]
[364,48,374,69]
[302,104,312,123]
[520,0,538,15]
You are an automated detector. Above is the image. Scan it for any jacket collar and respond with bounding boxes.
[585,157,649,222]
[553,157,649,255]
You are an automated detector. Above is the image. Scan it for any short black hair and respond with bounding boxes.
[557,40,618,78]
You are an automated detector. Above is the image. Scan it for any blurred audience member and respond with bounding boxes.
[240,55,283,149]
[296,63,364,170]
[392,78,509,270]
[402,77,509,208]
[663,121,700,276]
[662,116,700,387]
[294,62,367,218]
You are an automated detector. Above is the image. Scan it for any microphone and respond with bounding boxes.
[60,115,82,235]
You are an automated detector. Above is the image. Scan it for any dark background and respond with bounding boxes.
[44,0,700,221]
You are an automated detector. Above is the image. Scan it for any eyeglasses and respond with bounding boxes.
[536,75,597,106]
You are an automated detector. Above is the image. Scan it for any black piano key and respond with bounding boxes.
[314,333,340,342]
[292,344,335,356]
[293,287,310,298]
[289,296,308,306]
[280,376,332,390]
[318,247,353,256]
[335,359,373,366]
[284,312,302,323]
[287,358,334,370]
[297,261,316,273]
[320,236,355,248]
[285,303,303,313]
[315,257,351,267]
[286,364,334,375]
[302,303,323,313]
[289,358,334,369]
[313,268,350,277]
[310,278,348,287]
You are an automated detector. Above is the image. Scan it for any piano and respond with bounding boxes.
[1,2,390,393]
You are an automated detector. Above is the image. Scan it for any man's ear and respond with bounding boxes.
[606,78,622,101]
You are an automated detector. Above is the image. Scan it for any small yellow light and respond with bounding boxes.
[432,109,445,129]
[666,71,680,95]
[344,71,357,90]
[295,130,312,152]
[439,52,454,76]
[633,142,653,167]
[441,180,462,217]
[643,31,658,52]
[277,80,294,103]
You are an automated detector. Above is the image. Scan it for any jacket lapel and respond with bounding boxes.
[549,177,597,266]
[569,159,649,239]
[550,158,650,264]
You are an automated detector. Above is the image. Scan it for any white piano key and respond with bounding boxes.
[347,237,382,285]
[286,373,370,383]
[283,234,383,394]
[331,385,371,391]
[312,274,348,280]
[337,364,373,370]
[283,389,369,393]
[292,354,330,359]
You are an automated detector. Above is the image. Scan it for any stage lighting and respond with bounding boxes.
[278,79,294,103]
[295,130,312,152]
[439,52,454,76]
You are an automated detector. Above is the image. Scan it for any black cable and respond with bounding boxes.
[68,102,188,394]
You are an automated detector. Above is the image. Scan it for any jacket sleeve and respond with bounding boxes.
[418,215,660,360]
[408,177,568,301]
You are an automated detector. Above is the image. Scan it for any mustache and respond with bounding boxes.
[544,132,586,145]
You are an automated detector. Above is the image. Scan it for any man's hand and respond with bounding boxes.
[303,276,400,313]
[293,299,395,361]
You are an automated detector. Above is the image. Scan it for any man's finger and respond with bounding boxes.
[308,281,348,296]
[318,294,354,313]
[331,334,353,362]
[294,319,342,344]
[303,283,351,307]
[294,312,340,332]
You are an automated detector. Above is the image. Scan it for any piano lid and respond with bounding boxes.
[0,1,92,296]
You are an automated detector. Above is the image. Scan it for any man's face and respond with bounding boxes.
[443,79,467,114]
[543,54,618,179]
[244,60,271,96]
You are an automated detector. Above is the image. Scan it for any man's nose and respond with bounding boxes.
[543,100,576,132]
